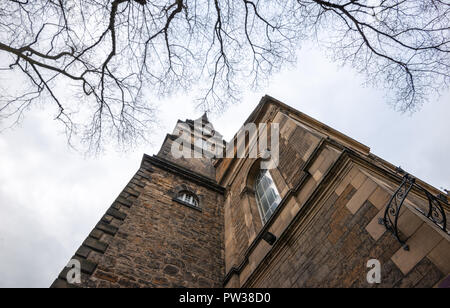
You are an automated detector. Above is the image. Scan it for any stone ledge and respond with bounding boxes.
[142,154,225,194]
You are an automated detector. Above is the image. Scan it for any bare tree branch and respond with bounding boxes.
[0,0,448,150]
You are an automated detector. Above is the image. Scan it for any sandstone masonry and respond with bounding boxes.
[52,96,450,288]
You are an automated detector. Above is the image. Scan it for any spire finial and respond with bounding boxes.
[201,111,209,123]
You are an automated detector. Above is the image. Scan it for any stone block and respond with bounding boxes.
[83,237,108,253]
[427,239,450,275]
[397,207,424,238]
[346,178,377,214]
[90,229,103,240]
[96,223,118,235]
[365,208,386,241]
[391,223,443,275]
[368,186,391,211]
[106,208,127,221]
[75,246,92,258]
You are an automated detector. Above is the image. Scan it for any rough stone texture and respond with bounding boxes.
[52,156,225,288]
[220,99,449,288]
[222,109,329,273]
[391,223,442,275]
[53,96,449,288]
[277,113,321,187]
[245,186,446,288]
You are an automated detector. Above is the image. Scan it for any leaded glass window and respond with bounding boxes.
[255,170,281,224]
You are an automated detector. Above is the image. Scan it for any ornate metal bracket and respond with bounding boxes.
[379,174,415,251]
[424,191,447,233]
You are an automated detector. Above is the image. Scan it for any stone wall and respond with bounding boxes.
[222,108,341,280]
[244,165,450,288]
[52,156,225,288]
[221,101,449,288]
[52,96,449,288]
[158,135,217,180]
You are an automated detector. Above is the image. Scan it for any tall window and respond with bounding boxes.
[255,170,281,224]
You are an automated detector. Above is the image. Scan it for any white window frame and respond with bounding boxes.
[178,192,199,207]
[255,170,282,224]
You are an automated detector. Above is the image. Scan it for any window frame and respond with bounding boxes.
[174,190,202,211]
[254,169,282,224]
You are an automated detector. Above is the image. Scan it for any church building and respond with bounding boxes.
[51,95,449,288]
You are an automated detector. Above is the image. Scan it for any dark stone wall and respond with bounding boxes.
[51,156,225,288]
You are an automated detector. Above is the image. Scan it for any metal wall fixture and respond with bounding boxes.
[379,174,415,251]
[423,191,447,232]
[379,170,449,251]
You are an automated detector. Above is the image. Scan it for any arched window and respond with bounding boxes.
[177,191,199,208]
[255,170,282,224]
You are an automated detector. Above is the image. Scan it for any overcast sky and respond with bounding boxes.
[0,44,449,288]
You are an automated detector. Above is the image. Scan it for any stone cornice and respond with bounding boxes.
[141,154,226,194]
[215,95,370,183]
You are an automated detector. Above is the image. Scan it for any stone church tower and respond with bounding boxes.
[51,113,226,288]
[52,96,450,288]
